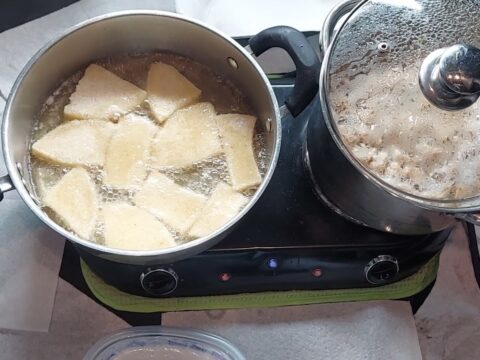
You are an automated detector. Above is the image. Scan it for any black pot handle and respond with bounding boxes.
[0,174,14,202]
[249,26,320,117]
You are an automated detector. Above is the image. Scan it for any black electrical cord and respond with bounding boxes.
[465,222,480,289]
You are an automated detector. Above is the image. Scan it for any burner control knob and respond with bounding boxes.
[140,268,178,296]
[364,255,399,285]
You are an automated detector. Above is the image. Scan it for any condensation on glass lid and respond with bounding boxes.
[326,0,480,201]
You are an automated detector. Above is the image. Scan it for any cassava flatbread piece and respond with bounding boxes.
[216,113,261,191]
[134,173,207,234]
[64,64,147,121]
[32,120,115,167]
[103,113,158,188]
[188,182,248,238]
[102,203,176,251]
[146,62,201,123]
[43,168,98,239]
[151,102,222,168]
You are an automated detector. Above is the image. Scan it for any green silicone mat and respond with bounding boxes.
[81,254,439,313]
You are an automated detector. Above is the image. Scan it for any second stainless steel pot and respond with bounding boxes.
[307,0,480,235]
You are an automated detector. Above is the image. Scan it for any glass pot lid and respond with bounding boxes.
[322,0,480,212]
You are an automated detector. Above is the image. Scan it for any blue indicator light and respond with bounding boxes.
[267,258,279,269]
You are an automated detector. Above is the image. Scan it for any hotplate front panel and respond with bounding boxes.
[79,228,448,297]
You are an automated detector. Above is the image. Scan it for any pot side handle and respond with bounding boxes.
[456,213,480,226]
[0,174,14,201]
[249,26,320,117]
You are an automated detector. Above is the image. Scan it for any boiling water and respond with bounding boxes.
[326,0,480,201]
[331,65,480,201]
[29,52,270,244]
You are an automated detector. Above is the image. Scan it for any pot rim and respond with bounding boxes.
[319,0,480,214]
[2,10,281,259]
[84,326,246,360]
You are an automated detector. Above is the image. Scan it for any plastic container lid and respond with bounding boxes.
[83,326,246,360]
[322,0,480,210]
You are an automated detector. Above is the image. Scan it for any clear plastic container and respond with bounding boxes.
[83,326,246,360]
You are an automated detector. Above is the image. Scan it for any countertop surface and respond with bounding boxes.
[1,1,480,359]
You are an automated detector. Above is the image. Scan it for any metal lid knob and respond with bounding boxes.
[419,44,480,110]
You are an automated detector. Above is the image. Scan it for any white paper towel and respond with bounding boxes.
[164,301,422,360]
[415,225,480,359]
[0,279,127,360]
[0,195,65,332]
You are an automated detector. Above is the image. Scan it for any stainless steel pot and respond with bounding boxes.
[1,11,319,265]
[307,0,480,235]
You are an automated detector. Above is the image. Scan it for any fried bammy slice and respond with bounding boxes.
[31,120,115,167]
[188,182,248,238]
[43,168,98,239]
[151,102,222,169]
[216,114,261,191]
[64,64,147,121]
[146,62,201,123]
[102,203,176,251]
[134,172,207,234]
[103,113,158,188]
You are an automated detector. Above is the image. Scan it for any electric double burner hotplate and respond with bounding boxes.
[79,85,450,298]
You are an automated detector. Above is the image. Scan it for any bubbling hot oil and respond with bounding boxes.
[29,52,271,245]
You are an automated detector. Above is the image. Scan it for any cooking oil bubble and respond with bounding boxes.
[28,51,268,245]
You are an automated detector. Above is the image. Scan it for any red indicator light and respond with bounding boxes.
[219,272,232,282]
[311,268,322,278]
